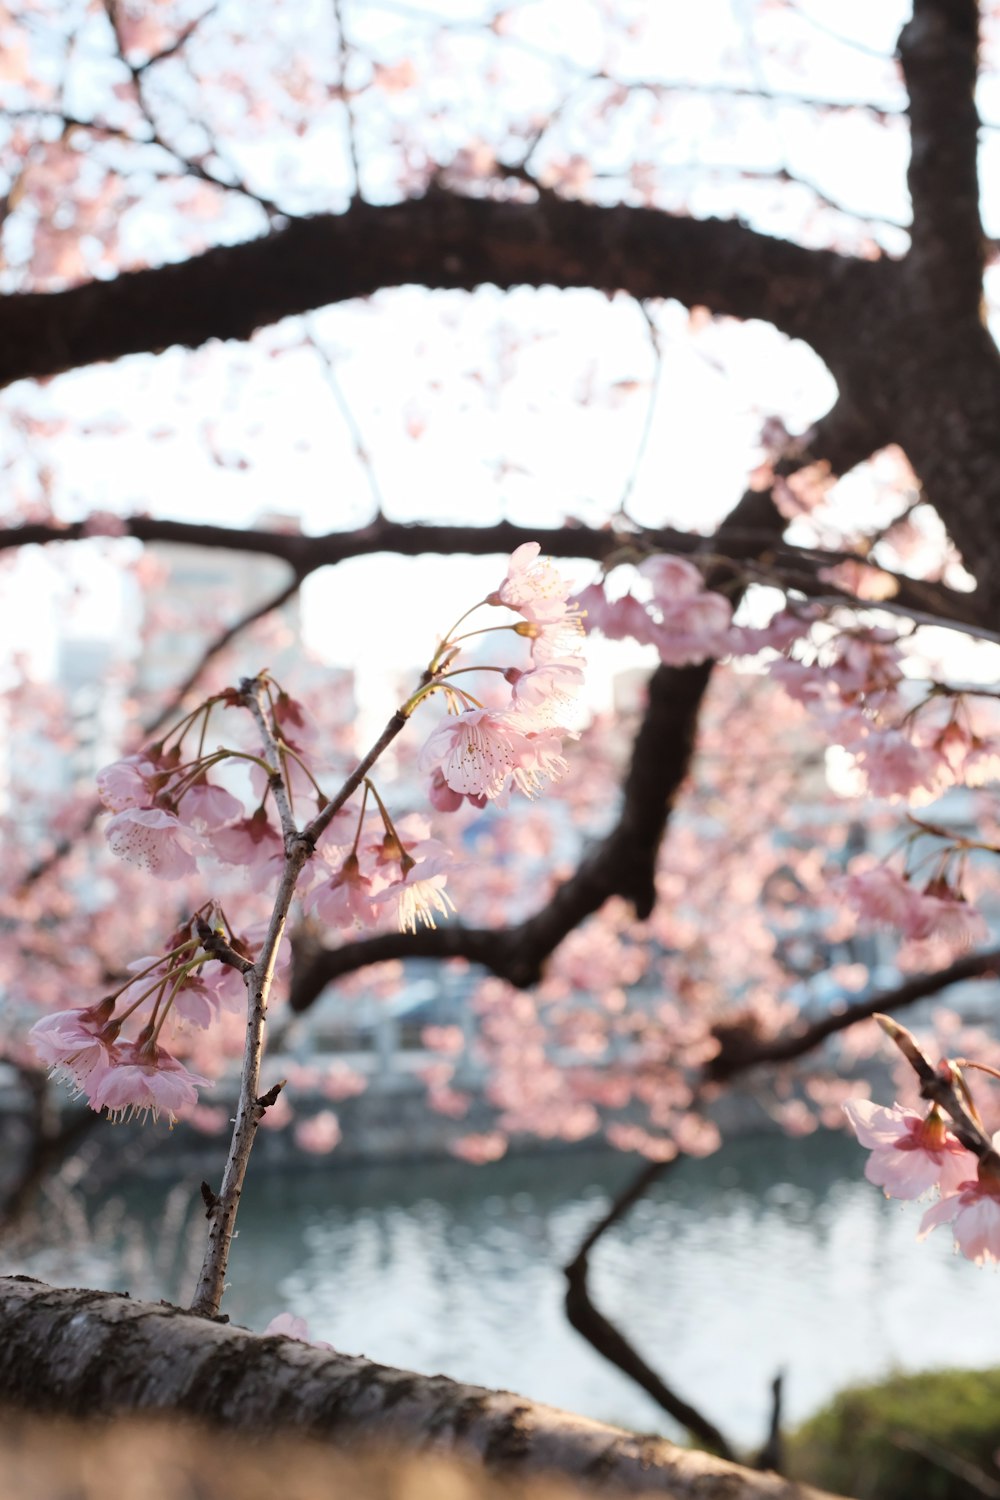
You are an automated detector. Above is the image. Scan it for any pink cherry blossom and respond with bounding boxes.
[105,807,203,878]
[575,581,617,636]
[178,776,244,830]
[306,851,376,929]
[208,809,284,886]
[728,607,818,657]
[489,541,572,618]
[840,865,987,947]
[642,554,704,603]
[828,631,903,700]
[506,660,584,729]
[840,865,921,930]
[851,729,946,801]
[449,1131,508,1163]
[294,1110,342,1154]
[919,1164,1000,1264]
[906,878,989,948]
[513,607,587,664]
[97,755,162,812]
[88,1038,210,1125]
[374,855,456,933]
[581,589,658,645]
[428,766,488,812]
[197,959,250,1013]
[29,997,119,1091]
[510,730,570,796]
[653,591,734,666]
[419,709,528,799]
[843,1099,977,1200]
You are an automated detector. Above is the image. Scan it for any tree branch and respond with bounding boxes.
[4,516,986,635]
[0,1279,847,1498]
[706,943,1000,1082]
[899,0,985,317]
[0,193,874,388]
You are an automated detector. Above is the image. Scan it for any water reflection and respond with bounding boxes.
[10,1130,1000,1448]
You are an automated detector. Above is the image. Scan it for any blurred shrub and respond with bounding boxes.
[788,1368,1000,1500]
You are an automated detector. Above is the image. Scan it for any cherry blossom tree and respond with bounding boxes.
[4,0,1000,1490]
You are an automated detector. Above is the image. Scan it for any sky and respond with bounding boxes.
[4,0,999,714]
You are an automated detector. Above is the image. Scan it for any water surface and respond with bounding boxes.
[12,1130,1000,1449]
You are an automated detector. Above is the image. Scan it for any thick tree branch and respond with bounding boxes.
[0,1279,845,1499]
[4,516,987,636]
[706,943,1000,1082]
[899,0,985,318]
[562,1158,737,1462]
[0,193,875,389]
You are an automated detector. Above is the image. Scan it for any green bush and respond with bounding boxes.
[787,1368,1000,1500]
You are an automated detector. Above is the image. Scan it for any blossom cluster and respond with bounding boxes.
[845,1098,1000,1265]
[840,863,987,951]
[418,541,585,807]
[30,542,588,1129]
[30,998,208,1127]
[577,554,732,666]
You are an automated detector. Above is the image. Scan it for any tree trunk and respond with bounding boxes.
[0,1278,843,1500]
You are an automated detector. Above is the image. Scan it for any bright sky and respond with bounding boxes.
[5,0,999,713]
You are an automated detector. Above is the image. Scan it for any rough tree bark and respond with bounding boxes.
[0,1278,845,1500]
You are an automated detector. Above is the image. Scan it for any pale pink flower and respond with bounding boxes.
[419,709,528,799]
[843,1099,977,1200]
[578,585,656,645]
[306,852,376,929]
[653,591,733,666]
[515,607,587,664]
[829,631,903,699]
[374,856,456,933]
[840,865,920,930]
[767,656,831,706]
[97,755,162,812]
[510,731,569,796]
[728,608,818,656]
[841,866,988,947]
[427,767,475,812]
[506,660,584,729]
[606,1123,679,1161]
[178,777,244,830]
[169,975,217,1029]
[105,807,202,878]
[197,959,250,1013]
[450,1131,508,1163]
[919,1168,1000,1264]
[88,1039,210,1124]
[294,1110,342,1154]
[489,541,572,618]
[29,998,119,1091]
[208,809,284,879]
[575,581,618,635]
[642,554,704,603]
[852,730,946,801]
[907,880,989,948]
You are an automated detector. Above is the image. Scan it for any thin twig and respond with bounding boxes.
[332,0,362,201]
[615,301,663,524]
[304,327,385,519]
[189,686,412,1318]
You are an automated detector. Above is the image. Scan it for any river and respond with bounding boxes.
[11,1128,1000,1449]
